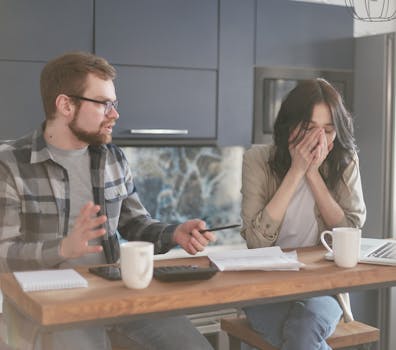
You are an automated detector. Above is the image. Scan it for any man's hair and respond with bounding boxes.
[40,51,116,120]
[269,78,356,190]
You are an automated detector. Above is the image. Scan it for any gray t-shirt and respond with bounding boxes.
[47,144,106,266]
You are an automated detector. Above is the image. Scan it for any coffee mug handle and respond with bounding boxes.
[320,231,334,254]
[138,251,151,277]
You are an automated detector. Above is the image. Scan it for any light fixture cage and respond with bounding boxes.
[345,0,396,21]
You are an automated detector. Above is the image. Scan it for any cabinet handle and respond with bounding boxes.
[130,129,189,135]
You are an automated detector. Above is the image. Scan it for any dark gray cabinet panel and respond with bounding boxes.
[217,0,255,147]
[0,0,355,145]
[95,0,218,69]
[113,66,217,140]
[0,61,45,140]
[354,34,388,237]
[0,0,93,61]
[256,0,354,69]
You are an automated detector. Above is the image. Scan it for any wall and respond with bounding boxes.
[293,0,396,37]
[354,19,396,37]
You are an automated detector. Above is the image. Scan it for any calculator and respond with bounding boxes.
[153,265,218,282]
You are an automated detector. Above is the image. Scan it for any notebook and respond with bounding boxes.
[325,238,396,266]
[14,269,88,292]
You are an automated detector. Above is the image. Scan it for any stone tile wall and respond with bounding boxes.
[122,146,245,246]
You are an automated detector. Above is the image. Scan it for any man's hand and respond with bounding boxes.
[173,219,216,255]
[60,201,107,259]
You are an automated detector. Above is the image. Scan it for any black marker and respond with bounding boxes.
[198,224,241,233]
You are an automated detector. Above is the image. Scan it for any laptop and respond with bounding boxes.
[325,238,396,266]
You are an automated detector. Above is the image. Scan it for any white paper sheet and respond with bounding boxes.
[208,246,304,271]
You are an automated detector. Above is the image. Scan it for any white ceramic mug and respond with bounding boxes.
[320,227,361,268]
[120,241,154,289]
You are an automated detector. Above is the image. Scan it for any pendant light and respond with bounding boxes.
[345,0,396,21]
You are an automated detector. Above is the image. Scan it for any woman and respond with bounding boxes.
[241,78,366,350]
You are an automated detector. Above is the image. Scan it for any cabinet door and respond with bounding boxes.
[0,61,45,140]
[95,0,218,69]
[255,0,353,69]
[217,0,255,147]
[113,66,217,141]
[0,0,93,61]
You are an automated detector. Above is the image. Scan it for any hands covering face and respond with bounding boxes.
[288,125,336,177]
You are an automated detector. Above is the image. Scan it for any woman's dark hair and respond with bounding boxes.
[269,78,356,190]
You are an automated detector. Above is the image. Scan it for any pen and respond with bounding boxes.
[198,224,241,234]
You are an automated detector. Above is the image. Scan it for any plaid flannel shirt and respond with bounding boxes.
[0,127,177,272]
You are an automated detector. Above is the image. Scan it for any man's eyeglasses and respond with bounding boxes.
[69,95,119,115]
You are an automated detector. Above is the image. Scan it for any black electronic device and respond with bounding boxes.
[89,265,121,281]
[153,265,218,282]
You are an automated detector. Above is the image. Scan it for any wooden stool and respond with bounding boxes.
[220,317,380,350]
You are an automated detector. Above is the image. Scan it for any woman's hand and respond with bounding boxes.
[288,126,322,176]
[306,128,334,177]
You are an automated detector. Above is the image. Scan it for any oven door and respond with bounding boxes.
[253,66,353,144]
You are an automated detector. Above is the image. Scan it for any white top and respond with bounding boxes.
[277,178,318,249]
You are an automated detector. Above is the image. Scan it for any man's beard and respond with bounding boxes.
[69,114,112,146]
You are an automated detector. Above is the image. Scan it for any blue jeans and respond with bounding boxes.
[243,296,343,350]
[109,316,214,350]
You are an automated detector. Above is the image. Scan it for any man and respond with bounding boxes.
[0,52,216,350]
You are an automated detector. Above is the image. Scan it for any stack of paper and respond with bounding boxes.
[208,246,304,271]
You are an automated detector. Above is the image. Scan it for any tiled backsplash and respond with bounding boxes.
[122,146,246,246]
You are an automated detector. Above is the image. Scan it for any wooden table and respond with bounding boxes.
[1,246,396,330]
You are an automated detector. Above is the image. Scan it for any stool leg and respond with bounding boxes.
[357,342,376,350]
[228,335,242,350]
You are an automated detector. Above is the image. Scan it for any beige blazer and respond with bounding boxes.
[240,144,367,322]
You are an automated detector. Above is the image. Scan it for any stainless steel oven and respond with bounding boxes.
[253,66,354,144]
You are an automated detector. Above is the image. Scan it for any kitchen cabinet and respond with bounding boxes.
[95,0,219,144]
[95,0,217,69]
[0,62,44,140]
[255,0,354,69]
[0,0,354,146]
[217,0,255,147]
[0,0,93,61]
[113,66,217,141]
[0,0,93,140]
